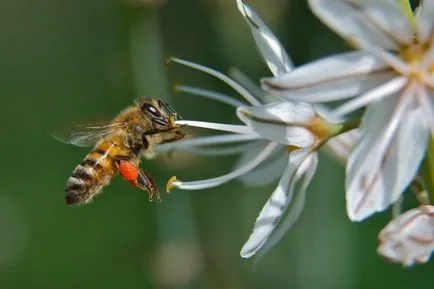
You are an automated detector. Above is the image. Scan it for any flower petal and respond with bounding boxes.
[176,85,246,108]
[254,152,318,261]
[176,142,254,156]
[234,142,288,187]
[171,142,278,190]
[417,86,434,131]
[416,0,434,43]
[236,0,293,76]
[377,205,434,267]
[228,68,269,101]
[324,129,359,164]
[157,133,261,152]
[385,106,428,204]
[262,51,393,102]
[345,91,414,221]
[332,76,407,116]
[237,101,317,147]
[308,0,413,50]
[240,149,316,258]
[170,58,261,106]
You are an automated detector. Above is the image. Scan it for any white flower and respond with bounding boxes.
[158,58,327,260]
[160,0,347,259]
[262,0,432,222]
[377,205,434,267]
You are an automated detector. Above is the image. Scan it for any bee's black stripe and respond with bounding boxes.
[81,158,97,167]
[94,148,106,155]
[65,180,85,192]
[81,158,103,170]
[72,166,93,182]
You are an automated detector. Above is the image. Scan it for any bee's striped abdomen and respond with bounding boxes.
[65,141,119,205]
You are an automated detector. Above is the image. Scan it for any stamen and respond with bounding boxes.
[175,143,255,156]
[175,120,258,135]
[166,176,178,193]
[157,134,262,152]
[228,68,268,100]
[169,58,262,106]
[168,142,279,190]
[175,85,246,108]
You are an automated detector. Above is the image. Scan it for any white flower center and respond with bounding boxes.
[399,40,434,86]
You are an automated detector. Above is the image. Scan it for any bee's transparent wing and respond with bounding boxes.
[52,121,126,147]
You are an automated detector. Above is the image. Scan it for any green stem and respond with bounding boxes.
[423,133,434,204]
[330,119,361,138]
[399,0,416,32]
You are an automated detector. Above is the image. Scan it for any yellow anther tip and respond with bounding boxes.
[169,116,176,128]
[166,176,178,193]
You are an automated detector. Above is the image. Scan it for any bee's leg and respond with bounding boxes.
[143,125,185,136]
[117,159,160,202]
[137,170,161,202]
[160,132,186,144]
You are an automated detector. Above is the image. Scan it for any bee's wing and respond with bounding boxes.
[52,121,127,147]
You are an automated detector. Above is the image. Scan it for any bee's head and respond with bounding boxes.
[138,98,182,130]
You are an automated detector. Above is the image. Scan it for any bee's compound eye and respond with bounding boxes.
[141,103,161,118]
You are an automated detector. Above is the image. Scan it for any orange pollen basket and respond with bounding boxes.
[119,160,139,181]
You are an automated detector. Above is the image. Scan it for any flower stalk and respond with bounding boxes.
[329,119,361,138]
[423,134,434,204]
[399,0,417,31]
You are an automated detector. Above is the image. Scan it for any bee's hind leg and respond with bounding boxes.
[136,170,161,202]
[117,159,161,202]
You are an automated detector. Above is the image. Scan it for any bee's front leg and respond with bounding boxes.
[117,159,161,202]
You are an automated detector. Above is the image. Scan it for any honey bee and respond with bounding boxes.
[60,98,185,205]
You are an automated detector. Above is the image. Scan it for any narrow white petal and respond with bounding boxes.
[267,72,395,102]
[262,51,388,89]
[377,205,434,267]
[421,75,434,89]
[236,0,293,76]
[228,68,272,102]
[170,58,261,105]
[254,152,318,260]
[261,51,394,102]
[384,106,428,205]
[421,47,434,70]
[176,120,257,135]
[157,133,261,152]
[365,48,410,75]
[237,101,317,147]
[308,0,412,50]
[346,91,413,221]
[239,100,317,123]
[173,142,278,190]
[416,0,434,43]
[332,76,407,116]
[176,85,246,108]
[234,143,288,187]
[323,129,359,164]
[240,149,314,258]
[176,143,254,156]
[416,87,434,130]
[362,0,414,45]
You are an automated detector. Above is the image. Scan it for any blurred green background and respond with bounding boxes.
[0,0,431,288]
